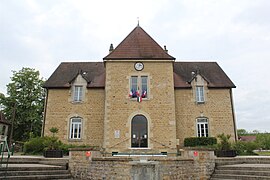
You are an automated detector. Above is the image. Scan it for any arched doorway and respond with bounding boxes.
[131,115,148,148]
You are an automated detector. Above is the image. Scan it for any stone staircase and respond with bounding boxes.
[0,156,72,179]
[211,157,270,180]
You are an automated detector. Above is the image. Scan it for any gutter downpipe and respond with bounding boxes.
[230,88,237,141]
[41,88,48,137]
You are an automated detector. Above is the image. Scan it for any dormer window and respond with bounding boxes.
[196,86,204,103]
[74,86,83,102]
[70,74,87,103]
[191,74,206,104]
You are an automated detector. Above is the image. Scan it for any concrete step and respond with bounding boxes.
[217,164,270,171]
[211,173,270,180]
[2,156,69,166]
[0,170,70,176]
[211,163,270,180]
[0,158,72,180]
[214,169,270,176]
[0,174,72,180]
[0,164,67,171]
[215,157,270,166]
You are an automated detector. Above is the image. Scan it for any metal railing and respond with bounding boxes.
[0,136,14,179]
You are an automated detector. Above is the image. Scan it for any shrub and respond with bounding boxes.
[184,137,217,147]
[234,141,258,155]
[24,136,63,154]
[43,136,62,150]
[59,144,97,155]
[217,133,232,150]
[256,133,270,150]
[24,137,47,155]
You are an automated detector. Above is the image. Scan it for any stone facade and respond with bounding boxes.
[175,88,236,146]
[43,25,237,155]
[104,61,177,153]
[44,86,104,146]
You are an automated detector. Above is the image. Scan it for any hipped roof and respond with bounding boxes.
[173,62,236,88]
[43,62,105,88]
[43,62,235,89]
[103,26,175,60]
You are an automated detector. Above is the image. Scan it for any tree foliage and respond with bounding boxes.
[255,133,270,150]
[0,67,45,141]
[237,129,248,136]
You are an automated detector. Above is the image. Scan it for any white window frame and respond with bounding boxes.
[73,86,83,102]
[69,118,82,139]
[130,76,148,99]
[196,118,208,137]
[196,86,204,103]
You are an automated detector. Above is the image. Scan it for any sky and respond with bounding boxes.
[1,0,270,132]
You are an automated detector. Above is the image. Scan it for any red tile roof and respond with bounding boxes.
[239,136,256,142]
[43,62,235,89]
[173,62,236,88]
[103,26,175,60]
[43,62,105,88]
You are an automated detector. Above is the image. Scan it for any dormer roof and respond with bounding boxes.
[103,26,175,60]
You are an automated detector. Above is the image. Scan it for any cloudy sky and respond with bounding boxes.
[1,0,270,132]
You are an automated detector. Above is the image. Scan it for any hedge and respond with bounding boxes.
[184,137,217,147]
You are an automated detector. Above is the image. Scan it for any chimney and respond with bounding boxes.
[109,44,114,53]
[164,45,168,53]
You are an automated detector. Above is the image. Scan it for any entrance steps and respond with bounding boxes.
[211,157,270,180]
[0,156,72,179]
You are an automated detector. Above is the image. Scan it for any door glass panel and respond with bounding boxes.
[131,115,148,148]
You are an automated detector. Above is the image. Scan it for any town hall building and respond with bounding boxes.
[43,25,237,155]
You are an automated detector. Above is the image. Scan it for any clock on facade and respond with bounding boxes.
[134,62,144,71]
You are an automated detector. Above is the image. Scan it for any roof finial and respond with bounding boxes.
[137,17,140,27]
[109,43,114,53]
[164,45,168,53]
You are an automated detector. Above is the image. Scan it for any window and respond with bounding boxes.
[196,86,204,103]
[197,118,208,137]
[130,76,138,98]
[74,86,83,102]
[69,118,82,139]
[130,76,148,98]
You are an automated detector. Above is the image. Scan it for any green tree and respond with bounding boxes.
[256,133,270,150]
[0,68,45,141]
[237,129,248,136]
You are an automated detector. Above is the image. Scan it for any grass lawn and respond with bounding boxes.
[256,151,270,156]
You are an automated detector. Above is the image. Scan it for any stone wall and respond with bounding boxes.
[69,148,215,180]
[104,61,177,153]
[44,60,236,150]
[175,88,236,146]
[44,88,105,146]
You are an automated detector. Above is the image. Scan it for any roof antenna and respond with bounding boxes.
[137,17,140,27]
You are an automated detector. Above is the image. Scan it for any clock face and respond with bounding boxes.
[134,62,144,71]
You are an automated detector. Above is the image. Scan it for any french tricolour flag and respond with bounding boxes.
[136,89,142,102]
[142,90,147,98]
[137,96,142,102]
[129,91,133,97]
